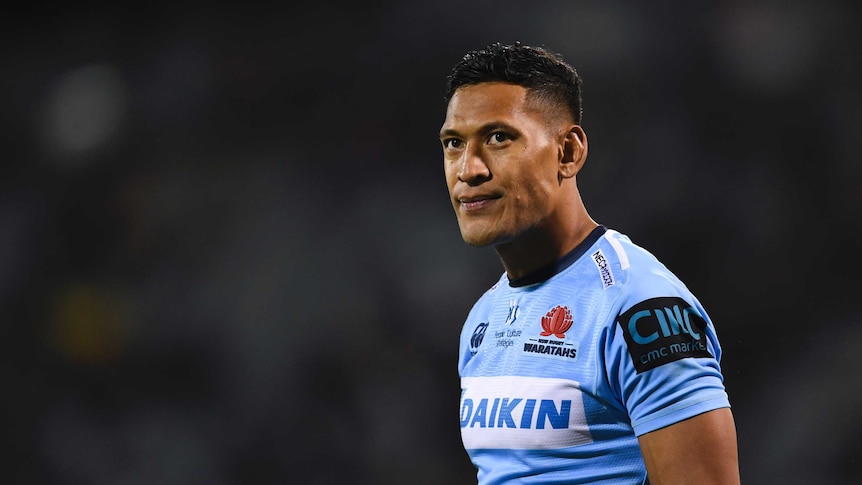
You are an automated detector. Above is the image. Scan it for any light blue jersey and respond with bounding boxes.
[458,226,730,484]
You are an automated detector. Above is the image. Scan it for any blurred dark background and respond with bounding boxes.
[2,1,861,484]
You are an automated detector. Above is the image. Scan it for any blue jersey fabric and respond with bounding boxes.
[458,226,730,484]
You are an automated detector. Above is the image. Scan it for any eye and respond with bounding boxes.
[487,132,512,145]
[442,138,463,150]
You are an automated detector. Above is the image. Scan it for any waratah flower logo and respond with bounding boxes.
[540,305,573,338]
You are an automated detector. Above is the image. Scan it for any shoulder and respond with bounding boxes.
[600,229,722,373]
[597,229,715,346]
[598,229,694,304]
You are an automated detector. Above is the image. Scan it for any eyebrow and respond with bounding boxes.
[438,128,460,139]
[439,122,516,140]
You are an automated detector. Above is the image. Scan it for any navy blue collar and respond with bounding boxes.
[508,225,607,288]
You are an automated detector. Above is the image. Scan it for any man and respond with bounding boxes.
[441,42,740,484]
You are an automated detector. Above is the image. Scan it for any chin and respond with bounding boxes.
[459,226,507,248]
[461,235,496,248]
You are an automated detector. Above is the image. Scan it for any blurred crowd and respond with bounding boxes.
[2,1,861,484]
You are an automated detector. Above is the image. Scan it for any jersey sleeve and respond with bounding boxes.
[603,281,731,437]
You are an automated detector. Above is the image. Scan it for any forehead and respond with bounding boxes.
[441,82,537,132]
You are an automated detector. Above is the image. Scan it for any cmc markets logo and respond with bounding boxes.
[617,296,713,373]
[523,305,578,360]
[470,322,489,355]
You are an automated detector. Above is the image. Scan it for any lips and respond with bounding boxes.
[458,194,500,211]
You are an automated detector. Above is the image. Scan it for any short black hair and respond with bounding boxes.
[444,42,583,125]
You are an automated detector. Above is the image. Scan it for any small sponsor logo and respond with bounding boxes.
[504,299,520,326]
[470,322,489,355]
[523,305,578,360]
[617,297,713,373]
[493,328,521,348]
[591,249,614,289]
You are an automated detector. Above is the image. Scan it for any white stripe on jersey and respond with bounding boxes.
[604,230,631,270]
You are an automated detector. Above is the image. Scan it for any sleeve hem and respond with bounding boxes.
[631,392,730,437]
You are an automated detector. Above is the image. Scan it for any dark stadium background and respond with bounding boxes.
[3,1,860,484]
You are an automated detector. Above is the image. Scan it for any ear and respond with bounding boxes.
[559,125,588,180]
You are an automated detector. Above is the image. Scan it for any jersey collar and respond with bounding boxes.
[508,225,607,288]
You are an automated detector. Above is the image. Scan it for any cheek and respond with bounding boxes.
[443,164,458,191]
[509,174,556,219]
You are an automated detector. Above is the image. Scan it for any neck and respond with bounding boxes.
[495,204,598,282]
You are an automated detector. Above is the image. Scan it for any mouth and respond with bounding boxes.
[457,194,500,211]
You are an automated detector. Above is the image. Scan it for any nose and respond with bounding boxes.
[457,147,491,185]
